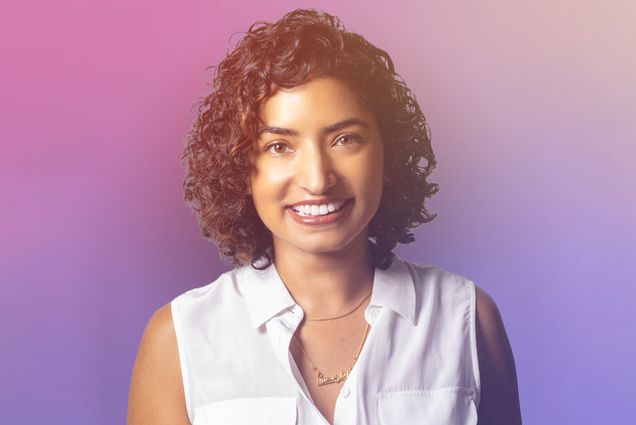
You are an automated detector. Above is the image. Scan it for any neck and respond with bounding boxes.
[272,234,375,318]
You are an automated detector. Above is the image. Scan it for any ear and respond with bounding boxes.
[245,177,252,195]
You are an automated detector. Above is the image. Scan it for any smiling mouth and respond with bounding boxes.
[288,199,349,217]
[286,199,354,225]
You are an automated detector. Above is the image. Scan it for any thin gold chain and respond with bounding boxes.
[304,290,372,321]
[291,322,371,385]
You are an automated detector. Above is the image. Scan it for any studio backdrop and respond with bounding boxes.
[1,1,634,424]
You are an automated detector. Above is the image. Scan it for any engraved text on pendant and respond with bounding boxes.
[316,368,352,386]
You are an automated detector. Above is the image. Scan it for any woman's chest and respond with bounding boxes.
[288,317,370,424]
[191,379,478,425]
[289,340,351,425]
[187,309,479,425]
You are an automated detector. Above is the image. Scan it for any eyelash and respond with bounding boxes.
[333,134,361,146]
[264,134,361,155]
[264,142,292,155]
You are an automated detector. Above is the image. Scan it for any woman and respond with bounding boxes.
[127,9,522,425]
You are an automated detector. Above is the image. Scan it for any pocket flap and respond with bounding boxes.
[193,397,297,425]
[378,387,477,424]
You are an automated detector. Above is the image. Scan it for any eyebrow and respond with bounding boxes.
[258,118,370,137]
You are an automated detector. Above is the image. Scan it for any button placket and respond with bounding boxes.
[285,313,332,425]
[333,367,358,425]
[266,318,295,377]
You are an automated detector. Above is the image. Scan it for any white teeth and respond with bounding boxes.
[291,200,347,217]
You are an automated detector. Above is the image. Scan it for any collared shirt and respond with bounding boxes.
[171,255,480,425]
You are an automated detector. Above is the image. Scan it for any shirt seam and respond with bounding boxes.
[377,385,475,398]
[467,279,482,407]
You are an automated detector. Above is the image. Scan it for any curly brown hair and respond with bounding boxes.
[182,8,439,270]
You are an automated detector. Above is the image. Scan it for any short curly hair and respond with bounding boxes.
[182,8,439,270]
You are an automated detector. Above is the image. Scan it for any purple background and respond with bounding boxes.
[1,1,634,424]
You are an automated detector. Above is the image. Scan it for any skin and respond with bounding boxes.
[475,286,523,424]
[250,78,385,423]
[249,77,384,315]
[127,305,190,425]
[127,77,522,425]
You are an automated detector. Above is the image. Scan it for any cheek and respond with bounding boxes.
[359,146,385,200]
[250,164,290,209]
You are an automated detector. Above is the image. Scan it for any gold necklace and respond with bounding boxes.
[304,290,372,321]
[292,322,371,386]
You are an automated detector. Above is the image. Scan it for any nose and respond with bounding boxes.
[295,143,337,194]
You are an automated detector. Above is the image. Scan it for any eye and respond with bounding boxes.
[265,142,293,155]
[333,134,361,147]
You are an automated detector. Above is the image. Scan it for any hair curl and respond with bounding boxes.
[182,8,439,270]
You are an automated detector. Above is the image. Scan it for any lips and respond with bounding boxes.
[287,197,350,209]
[286,198,353,225]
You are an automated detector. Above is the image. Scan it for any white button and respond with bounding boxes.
[366,308,379,323]
[341,386,350,398]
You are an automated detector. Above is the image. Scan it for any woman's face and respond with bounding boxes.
[250,77,385,257]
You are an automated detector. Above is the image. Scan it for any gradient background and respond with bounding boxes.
[1,1,634,424]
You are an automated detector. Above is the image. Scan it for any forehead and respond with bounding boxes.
[258,78,373,129]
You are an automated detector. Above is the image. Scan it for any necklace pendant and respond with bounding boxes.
[316,368,352,386]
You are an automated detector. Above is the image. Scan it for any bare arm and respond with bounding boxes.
[127,303,191,425]
[475,286,522,425]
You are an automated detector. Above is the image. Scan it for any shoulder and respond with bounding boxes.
[127,303,191,425]
[171,266,246,320]
[140,303,179,353]
[144,302,177,342]
[176,266,241,300]
[399,257,474,296]
[473,285,513,372]
[473,285,522,425]
[399,258,522,423]
[475,286,503,335]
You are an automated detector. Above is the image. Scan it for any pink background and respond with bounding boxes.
[1,1,634,423]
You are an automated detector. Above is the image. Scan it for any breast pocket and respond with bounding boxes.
[193,397,298,425]
[377,387,478,425]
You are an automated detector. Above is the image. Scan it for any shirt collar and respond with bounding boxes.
[368,255,417,325]
[242,254,416,329]
[242,264,298,329]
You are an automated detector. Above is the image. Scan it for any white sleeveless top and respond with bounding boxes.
[171,255,481,425]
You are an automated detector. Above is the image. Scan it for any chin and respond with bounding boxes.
[295,233,363,255]
[297,241,347,255]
